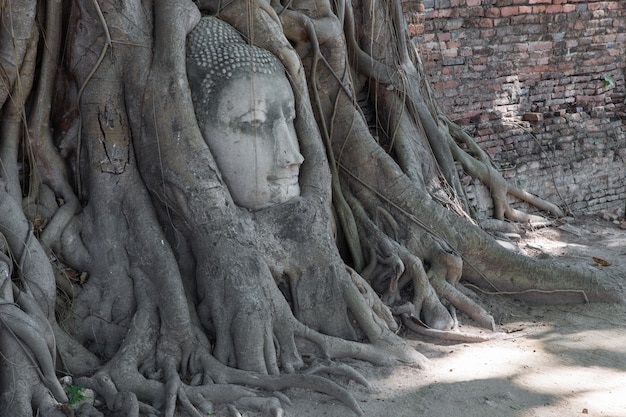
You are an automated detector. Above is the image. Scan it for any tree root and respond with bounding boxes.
[0,330,67,417]
[296,320,429,368]
[348,267,398,332]
[3,1,620,417]
[445,116,564,222]
[345,182,495,331]
[0,190,57,319]
[0,0,37,109]
[399,312,505,343]
[0,261,67,415]
[199,354,365,416]
[78,329,367,416]
[303,358,370,388]
[71,252,367,416]
[0,303,67,403]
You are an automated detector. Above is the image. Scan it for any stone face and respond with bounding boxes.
[408,0,626,216]
[187,17,304,211]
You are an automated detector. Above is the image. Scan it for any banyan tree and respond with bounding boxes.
[0,0,622,416]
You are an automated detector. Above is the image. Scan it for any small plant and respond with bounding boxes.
[65,385,86,406]
[602,75,615,88]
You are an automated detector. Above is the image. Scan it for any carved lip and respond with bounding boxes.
[266,172,299,184]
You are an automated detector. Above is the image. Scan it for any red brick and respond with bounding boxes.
[432,8,453,18]
[587,2,605,11]
[408,24,423,36]
[478,18,494,28]
[441,67,455,75]
[546,5,562,14]
[592,10,605,18]
[500,6,519,17]
[514,43,529,52]
[485,7,500,17]
[562,4,577,13]
[528,41,553,52]
[437,32,452,41]
[434,80,458,90]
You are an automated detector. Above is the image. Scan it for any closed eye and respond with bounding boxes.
[238,110,268,131]
[241,119,265,128]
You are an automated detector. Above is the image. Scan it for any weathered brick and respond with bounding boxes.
[546,5,562,14]
[411,0,626,215]
[523,112,544,122]
[527,41,553,51]
[485,7,500,18]
[562,4,577,13]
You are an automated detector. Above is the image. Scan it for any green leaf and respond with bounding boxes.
[603,75,615,88]
[65,385,86,406]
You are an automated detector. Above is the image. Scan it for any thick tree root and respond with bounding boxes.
[400,313,505,343]
[391,302,504,343]
[199,354,365,416]
[0,331,67,417]
[445,116,564,221]
[77,341,367,416]
[3,1,621,417]
[72,277,367,417]
[303,358,370,388]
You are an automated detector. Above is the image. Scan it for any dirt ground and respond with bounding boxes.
[279,214,626,417]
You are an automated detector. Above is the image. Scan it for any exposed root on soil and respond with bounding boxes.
[0,1,623,417]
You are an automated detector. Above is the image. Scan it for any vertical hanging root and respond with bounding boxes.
[0,305,68,403]
[445,117,564,222]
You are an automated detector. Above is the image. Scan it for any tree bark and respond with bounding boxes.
[0,0,622,416]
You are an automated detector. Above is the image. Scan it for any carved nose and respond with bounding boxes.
[284,146,305,167]
[275,120,304,167]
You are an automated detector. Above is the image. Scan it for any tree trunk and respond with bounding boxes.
[0,0,622,416]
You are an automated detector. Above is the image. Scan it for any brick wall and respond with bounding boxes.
[406,0,626,218]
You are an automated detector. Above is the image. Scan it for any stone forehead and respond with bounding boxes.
[186,17,283,111]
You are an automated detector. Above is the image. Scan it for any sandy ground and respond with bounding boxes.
[278,215,626,417]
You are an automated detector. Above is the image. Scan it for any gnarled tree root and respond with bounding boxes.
[400,313,505,343]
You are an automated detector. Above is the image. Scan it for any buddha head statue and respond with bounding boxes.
[186,17,304,211]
